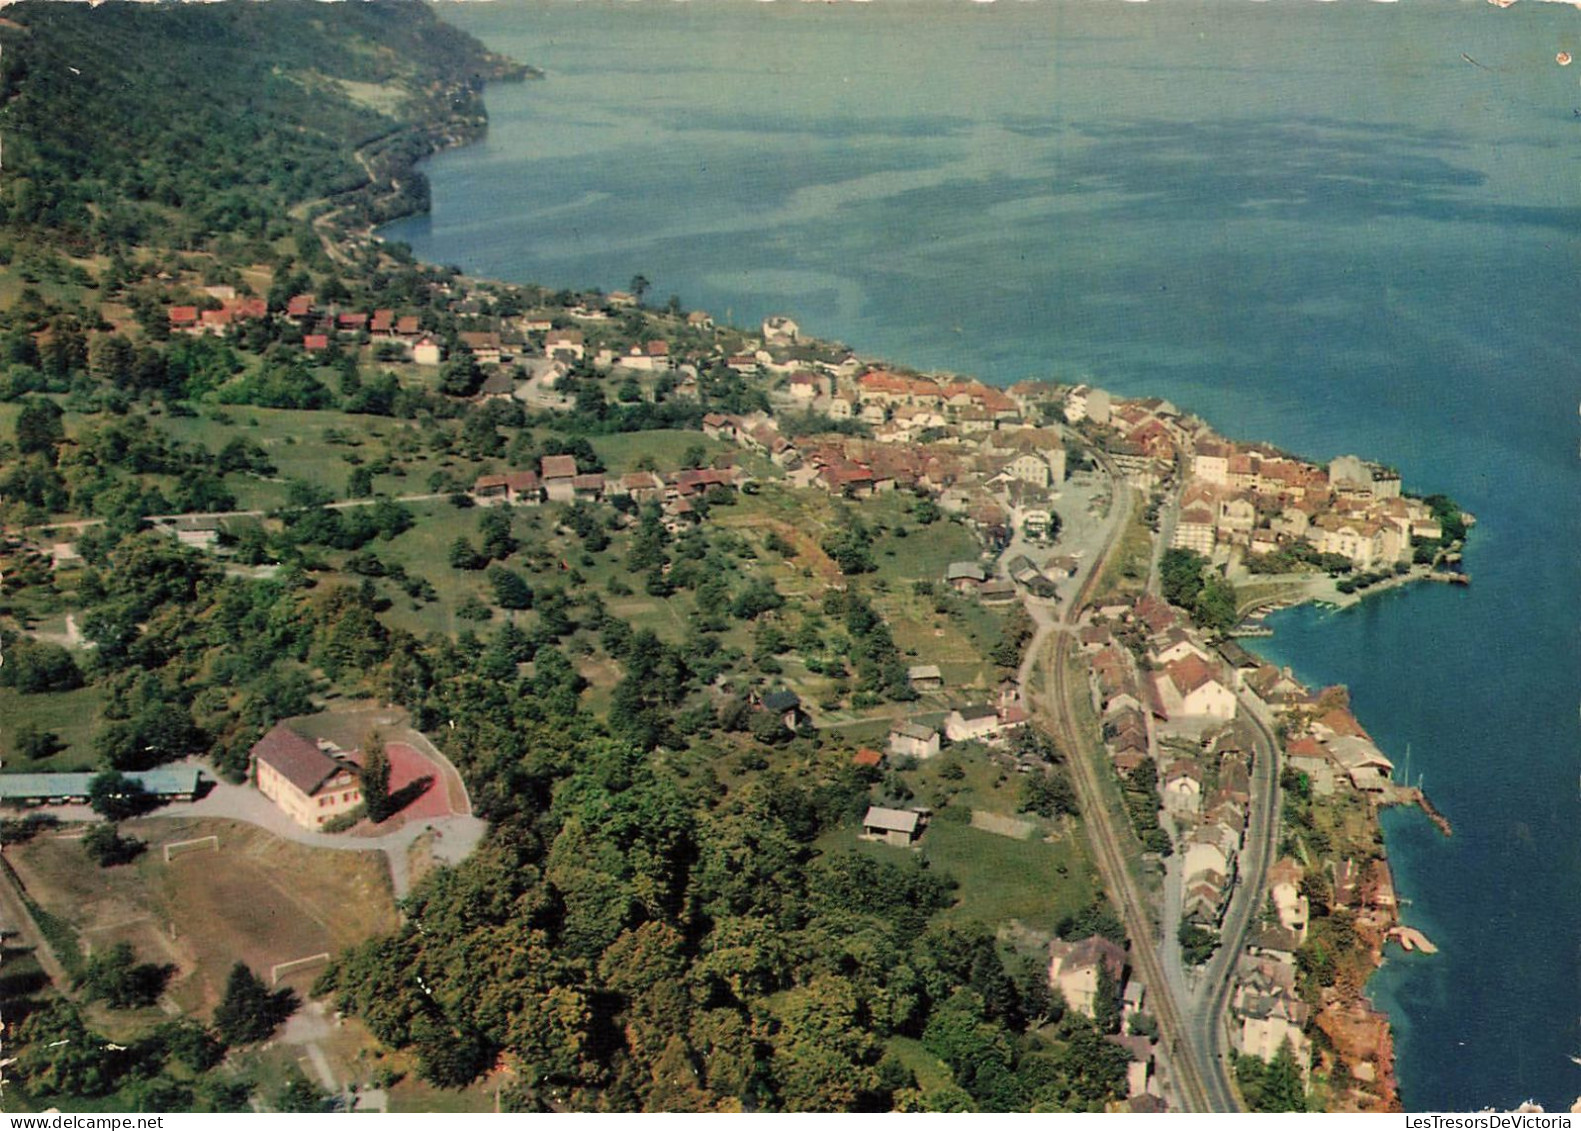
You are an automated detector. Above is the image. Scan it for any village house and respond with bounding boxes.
[545,329,585,361]
[888,721,941,761]
[1191,440,1232,485]
[979,578,1018,605]
[852,747,885,771]
[541,454,579,502]
[1046,935,1127,1019]
[861,805,926,847]
[1267,857,1310,941]
[459,330,505,367]
[251,723,362,830]
[907,664,944,692]
[1161,759,1204,818]
[1003,451,1055,488]
[412,335,442,366]
[945,561,987,592]
[1232,952,1312,1071]
[761,690,809,732]
[1153,655,1238,721]
[945,704,1003,744]
[761,315,799,345]
[285,294,315,323]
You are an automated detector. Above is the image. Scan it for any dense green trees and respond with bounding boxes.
[1235,1046,1310,1112]
[77,941,171,1008]
[1160,548,1207,609]
[1159,547,1238,634]
[82,822,146,867]
[0,636,83,693]
[1178,920,1219,966]
[213,962,297,1046]
[360,730,393,824]
[87,771,158,821]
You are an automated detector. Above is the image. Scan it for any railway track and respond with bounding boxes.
[1028,463,1237,1112]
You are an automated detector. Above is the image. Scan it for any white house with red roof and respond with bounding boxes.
[1153,655,1237,721]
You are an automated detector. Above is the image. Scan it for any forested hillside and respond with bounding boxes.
[0,0,527,253]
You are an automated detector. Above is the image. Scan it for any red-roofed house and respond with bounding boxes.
[251,723,362,829]
[1154,655,1237,720]
[303,334,330,353]
[286,294,315,322]
[168,306,200,332]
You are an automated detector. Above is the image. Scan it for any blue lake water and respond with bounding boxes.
[386,0,1581,1111]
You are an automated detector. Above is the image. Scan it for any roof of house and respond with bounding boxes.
[762,690,802,713]
[890,721,938,742]
[251,723,346,797]
[908,664,943,682]
[1167,655,1224,697]
[1047,934,1127,979]
[945,561,987,582]
[953,704,999,722]
[852,748,884,768]
[540,454,578,480]
[863,806,920,834]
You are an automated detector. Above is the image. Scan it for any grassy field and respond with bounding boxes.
[0,685,107,771]
[1092,505,1154,605]
[9,817,398,1020]
[154,406,444,512]
[587,429,731,475]
[819,748,1100,936]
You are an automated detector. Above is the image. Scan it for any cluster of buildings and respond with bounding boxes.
[1175,437,1446,571]
[1045,935,1167,1109]
[1079,595,1260,927]
[278,294,441,360]
[166,284,268,337]
[472,455,745,527]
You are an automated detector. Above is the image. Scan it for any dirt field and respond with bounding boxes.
[8,817,398,1016]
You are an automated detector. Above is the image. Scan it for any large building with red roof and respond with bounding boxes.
[252,723,362,829]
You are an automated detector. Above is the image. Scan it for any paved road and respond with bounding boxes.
[1192,694,1283,1090]
[23,493,452,538]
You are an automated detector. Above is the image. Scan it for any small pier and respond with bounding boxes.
[1386,926,1439,954]
[1380,783,1454,836]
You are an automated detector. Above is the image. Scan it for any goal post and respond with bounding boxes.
[163,834,219,863]
[270,952,331,986]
